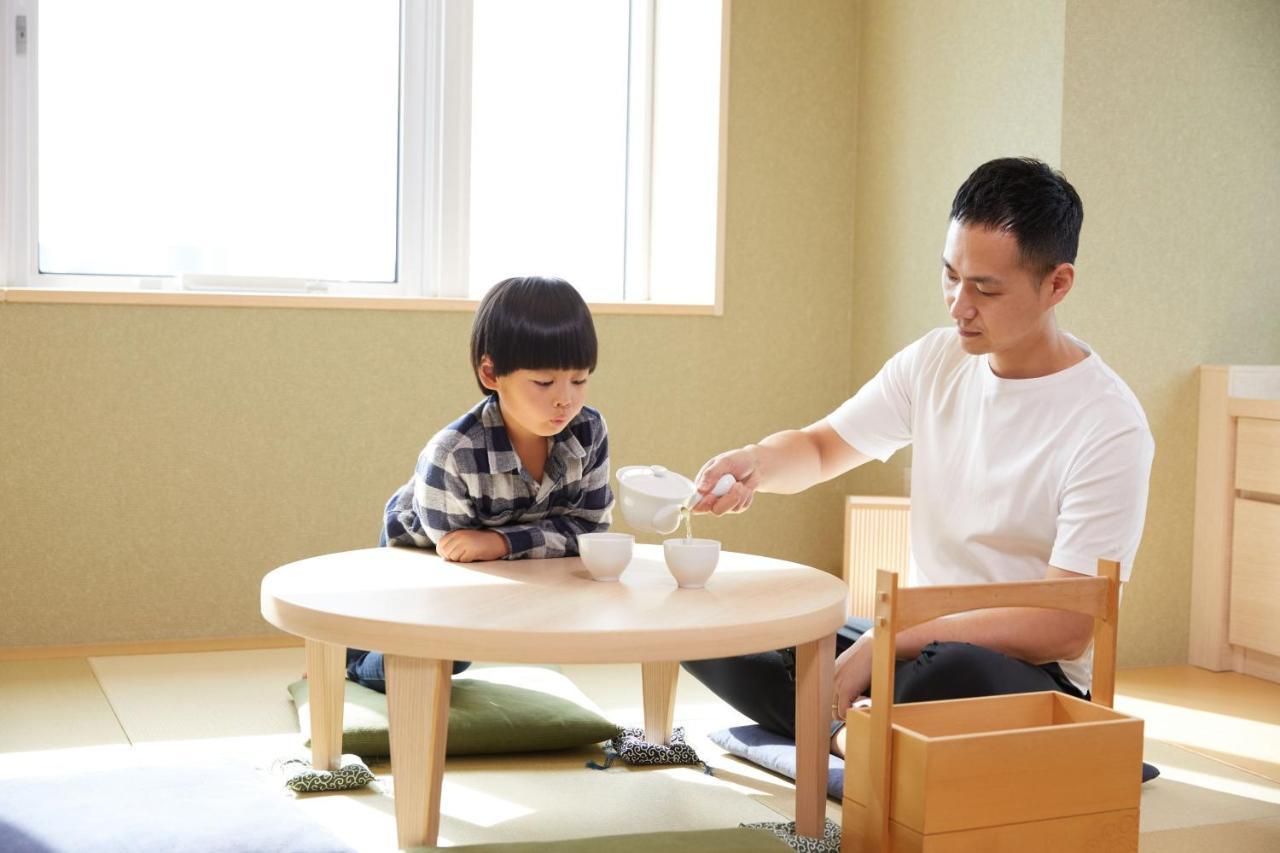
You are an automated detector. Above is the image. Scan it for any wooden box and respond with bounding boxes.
[842,690,1143,852]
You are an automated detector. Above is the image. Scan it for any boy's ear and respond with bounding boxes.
[477,355,500,392]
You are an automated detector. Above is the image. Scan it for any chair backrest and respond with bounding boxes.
[862,560,1122,853]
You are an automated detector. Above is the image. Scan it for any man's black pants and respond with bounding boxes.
[681,617,1085,740]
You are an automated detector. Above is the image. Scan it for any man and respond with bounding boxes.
[687,157,1153,758]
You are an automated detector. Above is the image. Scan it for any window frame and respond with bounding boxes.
[0,0,729,314]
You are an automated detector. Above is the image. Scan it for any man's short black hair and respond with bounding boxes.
[470,276,598,397]
[949,157,1083,274]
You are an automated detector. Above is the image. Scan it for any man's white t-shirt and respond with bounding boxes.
[827,327,1154,693]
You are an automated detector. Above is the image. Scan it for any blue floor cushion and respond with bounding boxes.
[709,725,1160,798]
[0,762,353,852]
[707,725,845,799]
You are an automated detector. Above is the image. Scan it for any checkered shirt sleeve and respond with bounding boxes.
[383,400,613,560]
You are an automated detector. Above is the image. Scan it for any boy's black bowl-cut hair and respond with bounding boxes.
[471,276,598,397]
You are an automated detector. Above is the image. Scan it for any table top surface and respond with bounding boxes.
[261,544,848,663]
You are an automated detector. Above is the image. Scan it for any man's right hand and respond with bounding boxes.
[691,447,761,515]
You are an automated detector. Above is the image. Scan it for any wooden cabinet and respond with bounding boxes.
[1190,365,1280,683]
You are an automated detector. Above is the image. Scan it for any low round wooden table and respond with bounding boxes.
[261,544,847,849]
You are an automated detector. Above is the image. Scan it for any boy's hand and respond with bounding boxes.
[437,529,510,563]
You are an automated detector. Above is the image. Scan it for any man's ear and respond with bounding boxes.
[477,356,500,392]
[1041,262,1075,308]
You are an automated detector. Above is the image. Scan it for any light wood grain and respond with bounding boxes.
[262,543,847,845]
[1091,560,1122,708]
[844,497,911,619]
[261,545,847,664]
[641,661,679,745]
[915,714,1142,834]
[1242,646,1280,683]
[386,655,452,850]
[794,633,835,839]
[866,570,899,853]
[1190,366,1239,670]
[0,287,722,315]
[846,560,1135,851]
[842,800,1138,853]
[895,575,1109,632]
[305,640,346,771]
[1229,498,1280,657]
[0,633,302,661]
[1235,417,1280,495]
[1191,364,1280,678]
[1229,397,1280,421]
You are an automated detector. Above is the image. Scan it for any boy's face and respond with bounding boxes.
[479,360,590,440]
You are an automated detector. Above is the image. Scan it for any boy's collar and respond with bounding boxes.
[479,396,588,475]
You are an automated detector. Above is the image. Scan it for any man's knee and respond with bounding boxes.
[896,642,1010,703]
[680,657,729,686]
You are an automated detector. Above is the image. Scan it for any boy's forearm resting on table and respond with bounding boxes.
[494,510,610,560]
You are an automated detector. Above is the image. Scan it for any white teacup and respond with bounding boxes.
[663,538,720,589]
[578,532,635,581]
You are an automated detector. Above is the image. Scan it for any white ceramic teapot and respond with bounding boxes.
[615,465,735,534]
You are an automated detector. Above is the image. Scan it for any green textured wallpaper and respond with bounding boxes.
[1058,0,1280,665]
[843,0,1280,668]
[3,0,1277,668]
[0,1,862,646]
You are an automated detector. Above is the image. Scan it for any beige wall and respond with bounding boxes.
[1059,0,1280,664]
[845,0,1280,667]
[847,0,1066,497]
[3,0,1277,668]
[0,1,861,646]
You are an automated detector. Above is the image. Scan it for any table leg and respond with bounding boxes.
[641,661,679,745]
[385,655,452,850]
[794,634,835,839]
[305,640,346,771]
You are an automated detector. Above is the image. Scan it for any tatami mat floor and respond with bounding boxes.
[2,653,1279,850]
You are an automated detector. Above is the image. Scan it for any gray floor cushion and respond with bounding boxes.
[0,762,353,852]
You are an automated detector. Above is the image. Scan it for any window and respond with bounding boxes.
[0,0,727,307]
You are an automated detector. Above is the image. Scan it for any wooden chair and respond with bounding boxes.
[842,560,1143,852]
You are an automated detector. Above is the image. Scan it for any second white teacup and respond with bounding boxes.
[578,532,635,581]
[663,538,721,589]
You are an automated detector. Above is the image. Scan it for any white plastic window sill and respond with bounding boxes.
[0,287,723,316]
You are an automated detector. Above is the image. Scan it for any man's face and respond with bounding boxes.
[941,220,1058,358]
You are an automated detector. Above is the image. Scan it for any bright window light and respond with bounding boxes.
[467,0,629,302]
[37,0,400,282]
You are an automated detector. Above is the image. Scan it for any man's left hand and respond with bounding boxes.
[437,529,510,563]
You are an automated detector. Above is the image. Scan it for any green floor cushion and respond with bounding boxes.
[288,666,620,759]
[422,827,793,852]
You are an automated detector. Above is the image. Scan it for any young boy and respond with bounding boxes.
[348,276,613,692]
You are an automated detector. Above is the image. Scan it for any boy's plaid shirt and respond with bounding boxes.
[383,396,613,559]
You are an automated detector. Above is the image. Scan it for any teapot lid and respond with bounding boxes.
[616,465,695,501]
